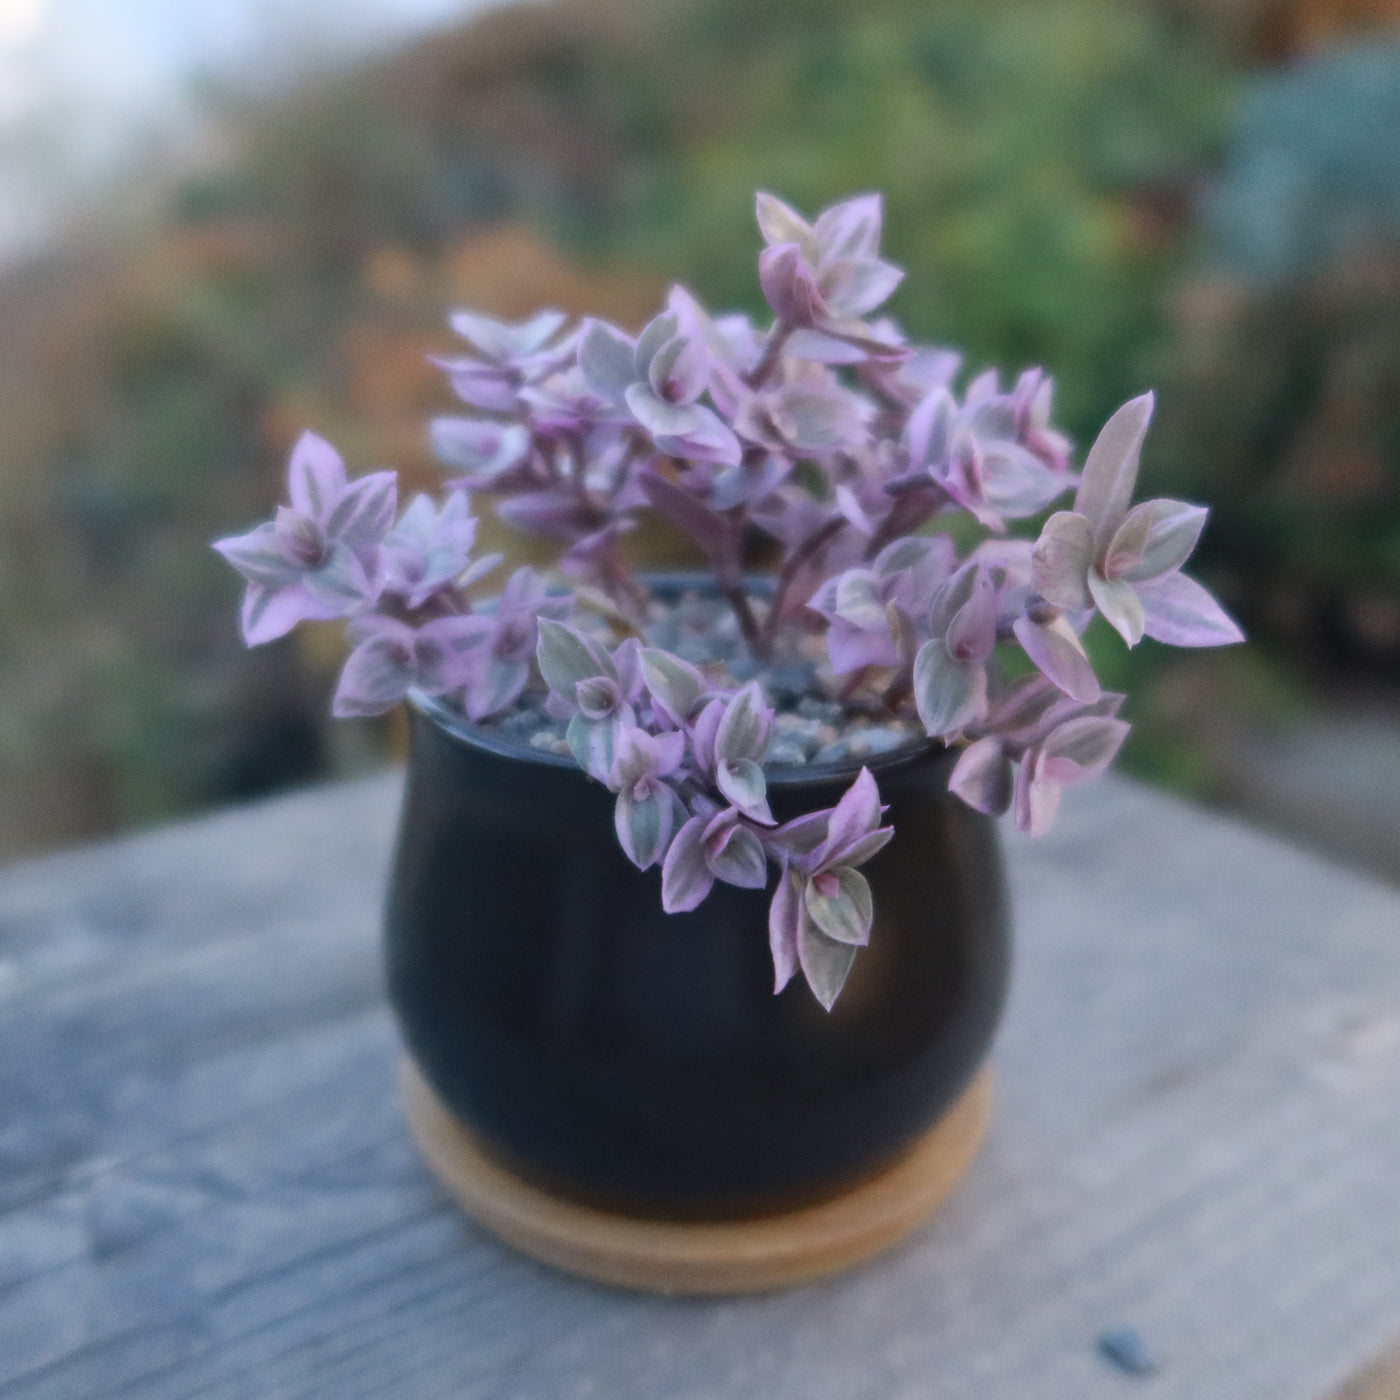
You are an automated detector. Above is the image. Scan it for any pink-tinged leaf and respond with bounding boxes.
[1073,392,1155,551]
[823,256,903,319]
[826,620,898,675]
[803,867,873,946]
[450,308,567,360]
[1013,615,1102,704]
[565,713,626,785]
[326,471,397,555]
[301,541,376,612]
[913,641,986,737]
[1088,571,1146,647]
[829,827,894,870]
[798,922,858,1012]
[661,815,716,913]
[717,758,773,825]
[813,192,883,261]
[1138,572,1245,647]
[767,810,830,866]
[432,357,520,413]
[687,696,726,777]
[978,441,1066,519]
[633,312,681,379]
[768,869,804,994]
[332,623,416,718]
[927,563,979,640]
[463,656,530,722]
[758,242,826,328]
[984,672,1064,736]
[1040,715,1130,785]
[904,387,957,471]
[430,418,530,477]
[1011,751,1061,837]
[715,681,774,764]
[239,584,324,645]
[647,334,708,407]
[536,618,617,701]
[755,192,814,254]
[949,737,1014,816]
[578,319,637,400]
[286,431,347,523]
[945,574,997,665]
[785,329,869,364]
[1031,511,1094,609]
[413,616,492,694]
[833,571,887,630]
[213,524,303,589]
[655,413,743,468]
[1117,498,1209,583]
[614,785,673,871]
[817,768,882,866]
[640,648,706,726]
[705,823,768,889]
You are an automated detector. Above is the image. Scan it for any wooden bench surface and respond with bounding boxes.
[2,771,1400,1400]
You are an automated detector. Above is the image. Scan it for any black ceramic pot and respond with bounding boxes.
[385,691,1012,1221]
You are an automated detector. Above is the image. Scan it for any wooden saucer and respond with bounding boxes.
[401,1059,992,1294]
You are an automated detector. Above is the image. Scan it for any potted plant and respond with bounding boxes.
[214,192,1242,1291]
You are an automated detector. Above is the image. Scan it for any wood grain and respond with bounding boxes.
[1,772,1399,1399]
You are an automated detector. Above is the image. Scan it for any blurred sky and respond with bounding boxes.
[0,0,524,259]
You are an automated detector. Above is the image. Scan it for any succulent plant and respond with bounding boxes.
[216,191,1241,1008]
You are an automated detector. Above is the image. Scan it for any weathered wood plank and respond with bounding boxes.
[1,774,1399,1400]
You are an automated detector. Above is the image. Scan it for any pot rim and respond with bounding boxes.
[407,689,946,791]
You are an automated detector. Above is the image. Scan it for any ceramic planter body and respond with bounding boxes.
[386,695,1012,1221]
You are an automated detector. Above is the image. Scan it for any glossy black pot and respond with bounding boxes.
[385,687,1012,1221]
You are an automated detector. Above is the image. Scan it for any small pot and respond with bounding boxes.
[385,690,1012,1223]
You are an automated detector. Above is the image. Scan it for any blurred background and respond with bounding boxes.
[1,0,1398,877]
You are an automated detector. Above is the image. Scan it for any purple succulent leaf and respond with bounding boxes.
[904,386,957,471]
[536,617,618,703]
[412,615,493,695]
[803,867,873,946]
[612,725,687,789]
[323,470,397,558]
[766,809,830,865]
[1115,500,1210,584]
[213,522,307,590]
[949,737,1014,816]
[430,418,531,479]
[768,868,804,994]
[625,387,742,466]
[286,431,348,524]
[927,563,979,639]
[755,192,817,257]
[449,308,568,361]
[494,490,602,542]
[640,647,706,726]
[913,640,987,737]
[784,329,871,364]
[815,767,882,866]
[1137,572,1245,647]
[577,319,638,401]
[614,782,675,871]
[977,441,1068,519]
[715,681,773,765]
[704,819,769,889]
[1012,749,1062,837]
[1073,392,1155,553]
[239,583,333,645]
[982,671,1066,737]
[812,192,883,263]
[1031,511,1095,610]
[758,242,827,328]
[576,675,627,721]
[825,619,899,674]
[1088,571,1146,647]
[798,921,858,1012]
[1012,615,1102,704]
[944,574,998,666]
[331,619,417,717]
[647,334,708,406]
[716,758,773,825]
[1039,715,1130,785]
[462,654,530,722]
[565,711,630,785]
[687,695,726,778]
[300,540,378,612]
[820,256,903,320]
[633,312,681,378]
[661,814,717,913]
[828,827,894,870]
[433,358,521,414]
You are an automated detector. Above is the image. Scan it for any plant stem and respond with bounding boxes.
[762,516,848,650]
[743,322,793,391]
[723,582,768,661]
